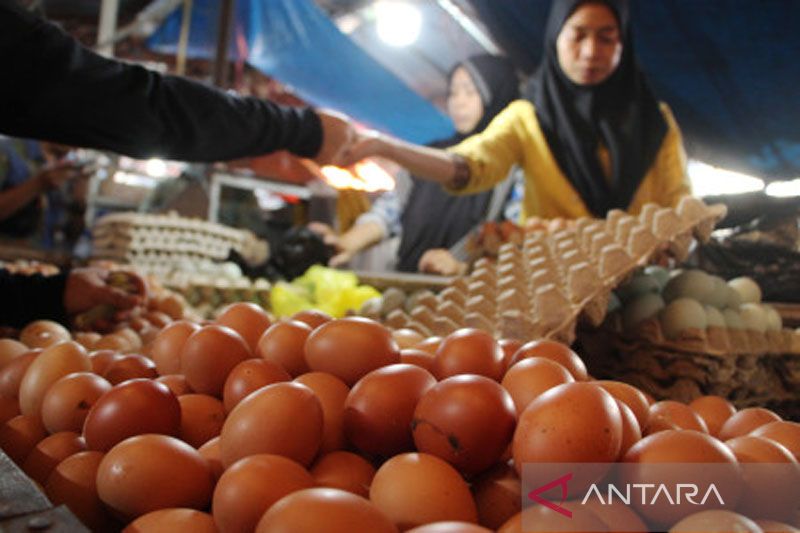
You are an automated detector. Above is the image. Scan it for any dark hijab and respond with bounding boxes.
[396,55,519,272]
[530,0,667,217]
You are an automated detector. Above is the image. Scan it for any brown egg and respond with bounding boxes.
[155,374,193,396]
[97,434,213,521]
[0,338,28,368]
[310,451,376,498]
[414,336,442,355]
[223,358,290,413]
[498,338,523,373]
[178,394,226,448]
[144,311,173,329]
[669,510,761,532]
[622,430,741,528]
[754,519,800,533]
[595,380,651,430]
[180,325,252,397]
[370,453,478,529]
[256,320,313,377]
[345,364,436,458]
[219,382,323,467]
[304,317,400,386]
[413,375,516,476]
[73,332,102,351]
[719,407,781,440]
[89,349,124,375]
[0,413,47,465]
[290,309,332,330]
[20,320,71,348]
[501,357,574,414]
[616,399,643,459]
[22,431,86,485]
[690,395,737,437]
[508,339,588,381]
[197,436,224,482]
[646,400,708,434]
[726,435,799,522]
[113,328,143,352]
[215,302,272,352]
[471,463,521,530]
[19,340,91,418]
[0,349,39,399]
[0,395,20,425]
[103,354,158,385]
[45,451,117,532]
[407,523,493,533]
[154,293,187,320]
[393,328,426,349]
[150,321,200,376]
[433,328,504,381]
[294,372,350,454]
[83,379,181,451]
[399,348,436,373]
[255,487,397,533]
[497,503,606,533]
[513,382,622,495]
[212,453,314,533]
[582,499,648,532]
[93,333,134,353]
[751,421,800,461]
[123,508,217,533]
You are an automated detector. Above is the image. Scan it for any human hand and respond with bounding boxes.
[338,129,385,167]
[418,249,467,276]
[35,162,88,190]
[307,222,356,267]
[64,268,146,316]
[314,109,356,166]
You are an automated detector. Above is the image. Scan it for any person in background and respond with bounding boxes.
[0,0,354,172]
[340,0,691,222]
[0,139,87,248]
[312,54,521,276]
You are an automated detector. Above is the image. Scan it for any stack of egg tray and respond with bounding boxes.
[385,196,727,345]
[92,212,266,277]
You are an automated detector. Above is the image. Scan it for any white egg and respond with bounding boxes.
[617,272,661,303]
[705,305,726,328]
[728,277,762,304]
[662,270,713,303]
[705,276,730,309]
[623,293,665,330]
[660,297,708,340]
[739,303,767,332]
[643,265,670,290]
[725,286,743,309]
[763,305,783,331]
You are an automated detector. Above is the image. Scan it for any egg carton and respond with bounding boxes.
[92,212,268,269]
[577,327,800,417]
[385,197,727,342]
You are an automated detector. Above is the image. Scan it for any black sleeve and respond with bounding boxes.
[0,269,69,328]
[0,0,323,162]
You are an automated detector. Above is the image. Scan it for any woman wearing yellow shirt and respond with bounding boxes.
[341,0,691,221]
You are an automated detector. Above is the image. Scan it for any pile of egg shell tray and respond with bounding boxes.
[385,196,727,343]
[92,212,265,270]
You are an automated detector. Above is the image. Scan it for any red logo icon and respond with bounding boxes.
[527,472,573,518]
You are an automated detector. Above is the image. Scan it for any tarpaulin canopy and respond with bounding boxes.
[147,0,455,145]
[468,0,800,181]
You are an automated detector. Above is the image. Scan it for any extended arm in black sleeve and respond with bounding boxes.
[0,269,69,328]
[0,0,322,162]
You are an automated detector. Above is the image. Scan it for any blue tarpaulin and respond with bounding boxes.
[469,0,800,181]
[147,0,455,145]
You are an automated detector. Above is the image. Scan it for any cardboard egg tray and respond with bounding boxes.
[92,212,268,274]
[577,326,800,418]
[384,196,727,343]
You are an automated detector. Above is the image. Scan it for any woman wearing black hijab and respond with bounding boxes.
[315,54,520,274]
[341,0,691,220]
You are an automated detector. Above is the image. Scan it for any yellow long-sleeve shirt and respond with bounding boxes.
[448,99,691,221]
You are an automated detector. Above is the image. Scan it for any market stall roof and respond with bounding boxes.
[146,0,455,145]
[145,0,800,181]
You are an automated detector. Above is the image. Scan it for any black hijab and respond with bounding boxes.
[396,55,519,272]
[530,0,667,217]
